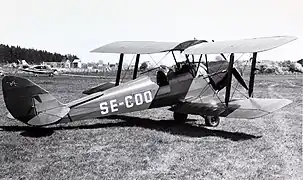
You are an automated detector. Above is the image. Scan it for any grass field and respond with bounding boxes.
[0,74,302,179]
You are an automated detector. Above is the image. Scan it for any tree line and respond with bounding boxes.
[0,44,79,64]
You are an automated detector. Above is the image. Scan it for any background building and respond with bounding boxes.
[72,59,82,68]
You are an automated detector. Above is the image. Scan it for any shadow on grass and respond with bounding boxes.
[0,115,261,141]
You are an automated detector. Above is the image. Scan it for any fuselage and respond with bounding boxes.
[21,65,54,75]
[59,72,213,123]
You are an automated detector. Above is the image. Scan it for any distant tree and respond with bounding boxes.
[0,44,78,64]
[289,62,303,73]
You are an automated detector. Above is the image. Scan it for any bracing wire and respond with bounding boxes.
[148,54,159,66]
[148,51,170,67]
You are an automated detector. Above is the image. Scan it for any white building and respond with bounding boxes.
[64,60,71,68]
[72,59,82,68]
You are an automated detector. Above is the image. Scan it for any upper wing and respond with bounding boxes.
[184,36,297,55]
[91,41,180,54]
[169,97,292,119]
[91,40,207,54]
[90,36,297,55]
[27,106,70,126]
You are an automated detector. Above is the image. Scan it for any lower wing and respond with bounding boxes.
[169,98,292,119]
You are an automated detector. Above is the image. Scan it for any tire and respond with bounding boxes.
[173,112,188,123]
[204,116,220,127]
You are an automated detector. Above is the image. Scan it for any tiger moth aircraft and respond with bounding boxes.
[2,36,297,127]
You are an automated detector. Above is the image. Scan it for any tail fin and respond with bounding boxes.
[2,76,70,126]
[21,60,29,66]
[20,60,30,69]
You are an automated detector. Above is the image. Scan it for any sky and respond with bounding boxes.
[0,0,302,66]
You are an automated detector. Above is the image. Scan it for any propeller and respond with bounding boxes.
[231,67,248,90]
[218,50,248,91]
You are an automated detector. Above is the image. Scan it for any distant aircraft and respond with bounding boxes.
[18,60,57,77]
[2,36,297,127]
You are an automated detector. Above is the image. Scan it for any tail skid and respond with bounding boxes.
[2,76,69,126]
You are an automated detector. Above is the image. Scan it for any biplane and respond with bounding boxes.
[2,36,297,127]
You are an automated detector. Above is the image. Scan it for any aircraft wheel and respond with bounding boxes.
[204,116,220,127]
[173,112,188,123]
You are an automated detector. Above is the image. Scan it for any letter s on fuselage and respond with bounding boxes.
[100,102,109,115]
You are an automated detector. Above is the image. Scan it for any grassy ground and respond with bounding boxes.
[0,74,302,179]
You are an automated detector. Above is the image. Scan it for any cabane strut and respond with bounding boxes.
[115,53,124,86]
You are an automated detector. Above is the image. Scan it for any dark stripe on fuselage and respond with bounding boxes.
[69,94,104,108]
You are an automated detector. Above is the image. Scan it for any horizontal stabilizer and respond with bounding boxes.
[27,106,70,126]
[83,82,115,95]
[224,98,292,119]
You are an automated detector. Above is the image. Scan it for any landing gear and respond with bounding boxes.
[203,116,220,127]
[173,112,188,123]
